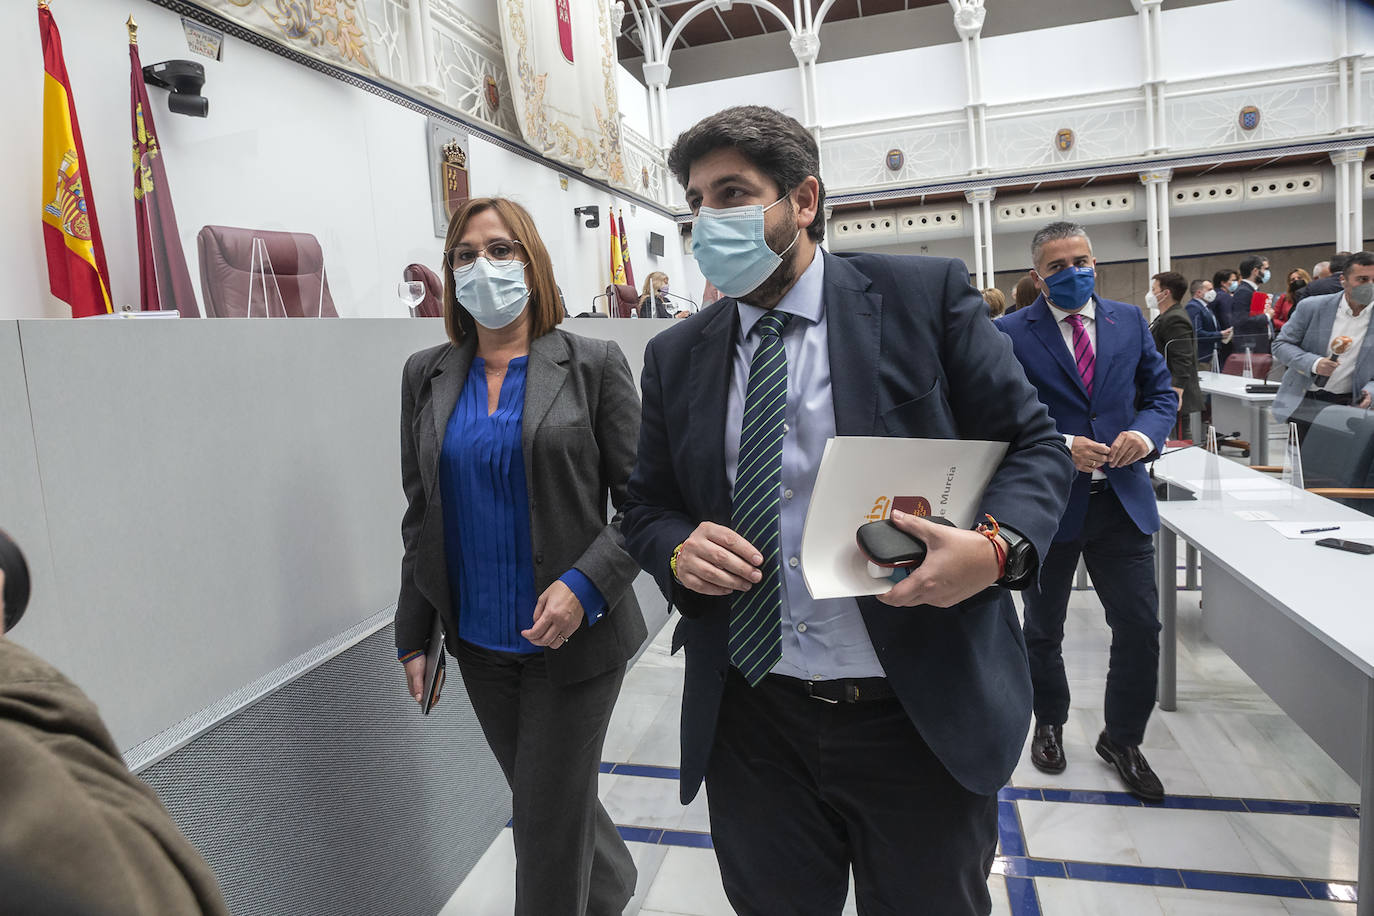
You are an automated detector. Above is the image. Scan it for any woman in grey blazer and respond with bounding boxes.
[395,197,646,916]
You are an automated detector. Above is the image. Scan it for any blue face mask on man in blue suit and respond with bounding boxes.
[1042,265,1097,312]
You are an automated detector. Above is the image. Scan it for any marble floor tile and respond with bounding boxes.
[601,772,689,830]
[1018,801,1141,865]
[1229,811,1359,882]
[1032,876,1167,916]
[604,691,675,763]
[639,847,736,916]
[1115,806,1261,875]
[1282,900,1358,914]
[627,694,686,767]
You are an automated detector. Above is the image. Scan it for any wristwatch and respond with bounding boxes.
[995,524,1036,590]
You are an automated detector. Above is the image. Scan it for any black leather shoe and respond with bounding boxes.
[1030,722,1066,774]
[1096,732,1165,802]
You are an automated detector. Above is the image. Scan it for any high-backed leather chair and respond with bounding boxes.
[403,263,443,318]
[1221,352,1274,380]
[1255,406,1374,515]
[611,283,639,318]
[197,225,338,318]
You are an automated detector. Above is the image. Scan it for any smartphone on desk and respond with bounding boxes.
[1315,538,1374,555]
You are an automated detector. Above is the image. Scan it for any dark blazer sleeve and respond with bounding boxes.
[932,260,1075,567]
[622,337,714,618]
[1129,308,1178,453]
[395,351,436,656]
[1154,313,1193,392]
[568,339,643,609]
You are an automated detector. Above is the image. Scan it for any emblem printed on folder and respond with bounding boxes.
[885,148,904,172]
[1055,128,1075,152]
[1239,106,1261,131]
[864,495,931,522]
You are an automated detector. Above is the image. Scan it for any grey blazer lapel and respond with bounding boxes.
[425,339,476,495]
[523,330,571,475]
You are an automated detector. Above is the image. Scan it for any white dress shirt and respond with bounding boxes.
[1318,296,1372,395]
[1046,297,1154,478]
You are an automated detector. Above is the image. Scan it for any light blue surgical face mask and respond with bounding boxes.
[1228,280,1240,293]
[691,194,800,299]
[1043,265,1097,312]
[1260,268,1272,285]
[453,257,529,329]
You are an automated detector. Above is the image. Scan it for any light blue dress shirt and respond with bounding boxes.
[724,251,885,681]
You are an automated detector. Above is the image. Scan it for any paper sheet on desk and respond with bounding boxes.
[800,436,1008,599]
[1266,521,1374,540]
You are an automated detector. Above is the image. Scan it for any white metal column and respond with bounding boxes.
[966,188,995,289]
[1332,150,1366,252]
[951,0,988,173]
[1140,170,1173,276]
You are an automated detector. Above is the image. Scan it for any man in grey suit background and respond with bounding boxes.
[1272,250,1374,442]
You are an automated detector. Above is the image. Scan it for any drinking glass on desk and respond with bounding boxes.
[397,281,425,317]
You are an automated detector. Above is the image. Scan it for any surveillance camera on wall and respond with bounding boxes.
[142,60,209,117]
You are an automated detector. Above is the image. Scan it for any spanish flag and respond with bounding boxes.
[617,209,635,290]
[39,3,113,317]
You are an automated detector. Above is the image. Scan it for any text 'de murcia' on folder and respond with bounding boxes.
[800,436,1008,600]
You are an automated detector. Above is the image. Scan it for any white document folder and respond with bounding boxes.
[800,436,1008,599]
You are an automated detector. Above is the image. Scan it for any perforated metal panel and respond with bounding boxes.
[137,622,510,916]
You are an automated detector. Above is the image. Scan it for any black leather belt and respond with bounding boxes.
[1089,479,1112,495]
[765,674,895,704]
[1306,388,1350,405]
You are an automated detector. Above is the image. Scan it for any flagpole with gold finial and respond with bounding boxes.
[127,15,138,44]
[38,0,51,10]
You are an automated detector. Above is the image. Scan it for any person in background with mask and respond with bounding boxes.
[1234,253,1272,317]
[997,222,1176,804]
[639,270,687,318]
[1298,251,1352,304]
[0,529,230,916]
[1272,250,1374,441]
[622,105,1074,916]
[1210,268,1240,363]
[1272,267,1310,332]
[394,197,646,916]
[1149,271,1203,438]
[1186,278,1231,367]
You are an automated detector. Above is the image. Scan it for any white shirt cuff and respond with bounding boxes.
[1127,429,1155,452]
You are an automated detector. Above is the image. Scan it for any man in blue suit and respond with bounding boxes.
[1273,251,1374,441]
[997,222,1176,802]
[622,106,1074,916]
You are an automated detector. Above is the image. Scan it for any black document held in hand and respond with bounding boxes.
[422,612,446,715]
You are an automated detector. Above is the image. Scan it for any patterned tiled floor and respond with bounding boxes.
[444,431,1359,915]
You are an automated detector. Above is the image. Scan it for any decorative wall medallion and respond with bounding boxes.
[641,166,650,189]
[885,148,904,172]
[1239,106,1261,131]
[1055,128,1075,152]
[484,75,500,112]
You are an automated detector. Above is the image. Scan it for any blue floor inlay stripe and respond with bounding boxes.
[1004,876,1041,916]
[998,800,1027,857]
[997,857,1067,879]
[1243,798,1360,818]
[1064,861,1185,888]
[606,762,682,780]
[1179,869,1312,898]
[1305,880,1359,903]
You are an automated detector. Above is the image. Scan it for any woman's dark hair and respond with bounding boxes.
[0,528,31,631]
[668,106,827,243]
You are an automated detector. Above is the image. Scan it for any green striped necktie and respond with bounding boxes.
[729,309,792,686]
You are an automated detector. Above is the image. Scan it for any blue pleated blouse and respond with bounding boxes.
[440,356,540,653]
[435,355,607,656]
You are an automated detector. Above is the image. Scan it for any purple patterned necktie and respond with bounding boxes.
[1065,313,1095,395]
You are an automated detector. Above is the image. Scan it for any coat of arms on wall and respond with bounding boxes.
[885,149,904,171]
[427,119,471,238]
[1055,128,1075,152]
[1239,106,1261,131]
[484,75,501,113]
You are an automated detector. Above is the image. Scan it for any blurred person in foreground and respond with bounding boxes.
[394,198,646,915]
[0,528,229,916]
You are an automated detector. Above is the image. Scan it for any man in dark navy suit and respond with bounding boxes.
[621,106,1074,916]
[997,222,1176,802]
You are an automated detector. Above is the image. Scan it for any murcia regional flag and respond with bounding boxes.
[39,2,113,317]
